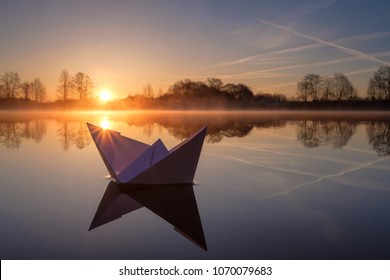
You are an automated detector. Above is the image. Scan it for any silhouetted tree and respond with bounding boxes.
[20,81,32,100]
[367,66,390,100]
[331,73,355,100]
[207,78,223,90]
[30,78,46,103]
[255,92,287,106]
[222,83,254,101]
[297,73,321,101]
[73,72,94,100]
[57,70,73,101]
[297,73,356,101]
[169,79,208,98]
[143,83,154,98]
[0,72,21,99]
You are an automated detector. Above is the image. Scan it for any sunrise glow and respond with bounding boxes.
[99,89,112,102]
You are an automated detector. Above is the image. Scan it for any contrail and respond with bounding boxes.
[206,32,390,69]
[258,18,389,66]
[213,51,390,80]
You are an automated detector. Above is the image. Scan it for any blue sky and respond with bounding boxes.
[1,0,390,100]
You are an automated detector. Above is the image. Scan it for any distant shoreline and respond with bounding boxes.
[1,100,390,111]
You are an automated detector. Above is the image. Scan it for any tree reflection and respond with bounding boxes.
[57,121,91,151]
[2,112,390,156]
[367,121,390,156]
[296,120,356,148]
[0,120,46,149]
[0,122,21,149]
[124,113,287,143]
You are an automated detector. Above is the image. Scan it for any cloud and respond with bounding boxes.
[209,51,390,82]
[207,31,390,69]
[285,0,339,19]
[258,19,390,66]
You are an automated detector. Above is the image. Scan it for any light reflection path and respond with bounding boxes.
[207,144,390,202]
[216,142,388,170]
[255,157,390,202]
[205,152,321,178]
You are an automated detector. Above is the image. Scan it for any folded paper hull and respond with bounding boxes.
[87,123,207,184]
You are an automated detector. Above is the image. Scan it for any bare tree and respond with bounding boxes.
[298,73,356,101]
[331,73,355,100]
[0,72,21,99]
[297,73,321,101]
[367,66,390,100]
[20,81,32,100]
[222,83,254,100]
[73,72,94,100]
[143,83,154,98]
[207,78,223,90]
[30,78,46,103]
[320,76,334,101]
[57,70,72,101]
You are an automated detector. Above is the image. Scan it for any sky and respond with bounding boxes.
[1,0,390,100]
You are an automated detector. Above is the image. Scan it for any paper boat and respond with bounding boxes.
[89,181,207,250]
[87,123,207,184]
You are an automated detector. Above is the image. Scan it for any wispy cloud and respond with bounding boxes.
[207,31,390,69]
[289,0,339,19]
[212,51,390,82]
[258,19,390,65]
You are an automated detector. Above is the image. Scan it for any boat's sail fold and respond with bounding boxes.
[87,123,207,184]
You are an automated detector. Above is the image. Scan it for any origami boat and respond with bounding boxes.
[87,123,207,184]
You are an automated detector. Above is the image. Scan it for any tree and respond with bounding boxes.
[297,73,356,101]
[207,78,223,90]
[331,73,355,100]
[297,73,321,101]
[57,70,72,101]
[30,78,46,103]
[367,66,390,100]
[320,76,334,101]
[222,83,254,101]
[143,83,154,98]
[20,81,31,100]
[73,72,94,100]
[0,72,21,99]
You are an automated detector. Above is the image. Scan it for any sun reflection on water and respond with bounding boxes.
[100,116,111,130]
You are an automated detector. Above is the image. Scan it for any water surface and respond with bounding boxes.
[1,111,390,259]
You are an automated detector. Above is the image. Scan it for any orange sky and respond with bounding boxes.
[1,0,390,101]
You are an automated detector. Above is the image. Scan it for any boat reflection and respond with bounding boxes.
[90,181,207,250]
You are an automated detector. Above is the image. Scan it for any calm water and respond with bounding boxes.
[1,111,390,260]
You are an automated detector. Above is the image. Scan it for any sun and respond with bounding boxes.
[99,89,112,102]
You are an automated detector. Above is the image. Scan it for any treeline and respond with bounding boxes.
[56,70,94,101]
[0,70,95,109]
[112,66,390,109]
[297,66,390,102]
[0,72,46,103]
[1,65,390,110]
[113,78,286,109]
